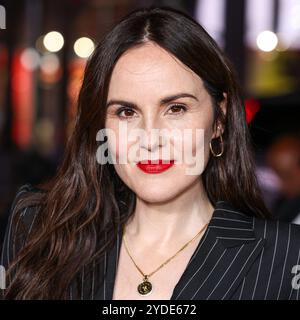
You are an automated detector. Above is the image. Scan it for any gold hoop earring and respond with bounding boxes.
[210,133,224,157]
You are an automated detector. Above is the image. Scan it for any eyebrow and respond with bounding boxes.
[105,93,199,109]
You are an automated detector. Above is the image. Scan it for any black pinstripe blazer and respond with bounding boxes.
[1,184,300,300]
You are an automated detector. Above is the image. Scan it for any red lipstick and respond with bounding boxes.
[136,159,175,174]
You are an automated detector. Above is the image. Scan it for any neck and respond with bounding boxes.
[124,179,214,247]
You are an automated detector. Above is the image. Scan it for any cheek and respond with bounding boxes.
[106,119,147,165]
[170,121,214,176]
[105,121,133,163]
[110,135,139,164]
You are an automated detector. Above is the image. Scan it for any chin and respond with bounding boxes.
[135,192,178,204]
[133,185,180,203]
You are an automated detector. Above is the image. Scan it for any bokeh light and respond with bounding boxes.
[43,31,64,53]
[20,48,40,71]
[256,30,278,52]
[73,37,95,58]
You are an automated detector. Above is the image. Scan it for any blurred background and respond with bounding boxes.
[0,0,300,247]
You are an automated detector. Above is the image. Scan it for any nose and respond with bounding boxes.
[139,117,165,152]
[139,127,164,152]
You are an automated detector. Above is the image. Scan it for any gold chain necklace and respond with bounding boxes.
[122,222,209,296]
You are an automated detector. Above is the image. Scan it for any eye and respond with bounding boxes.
[167,104,187,115]
[115,107,137,119]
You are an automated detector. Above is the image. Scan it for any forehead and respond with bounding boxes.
[107,42,205,98]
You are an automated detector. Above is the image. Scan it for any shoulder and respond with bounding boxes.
[208,201,300,299]
[7,183,44,231]
[213,200,300,261]
[250,215,300,299]
[215,201,300,297]
[0,183,44,268]
[215,200,300,244]
[252,217,300,276]
[8,183,45,208]
[253,215,300,247]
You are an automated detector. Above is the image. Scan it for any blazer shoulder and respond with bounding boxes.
[253,216,300,241]
[253,216,300,267]
[217,199,300,250]
[0,184,44,269]
[7,183,44,230]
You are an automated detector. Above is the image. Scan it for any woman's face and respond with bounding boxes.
[104,42,225,203]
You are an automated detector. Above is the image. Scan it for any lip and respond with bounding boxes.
[136,159,175,174]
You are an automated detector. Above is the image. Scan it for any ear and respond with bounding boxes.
[212,93,227,139]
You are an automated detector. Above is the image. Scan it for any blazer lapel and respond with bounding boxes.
[171,201,266,300]
[97,201,266,300]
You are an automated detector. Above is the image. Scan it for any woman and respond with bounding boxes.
[1,6,300,300]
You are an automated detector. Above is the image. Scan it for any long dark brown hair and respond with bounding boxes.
[3,6,271,299]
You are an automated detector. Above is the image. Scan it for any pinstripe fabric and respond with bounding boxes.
[1,184,300,300]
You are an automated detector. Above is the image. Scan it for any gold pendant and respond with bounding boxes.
[137,276,152,296]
